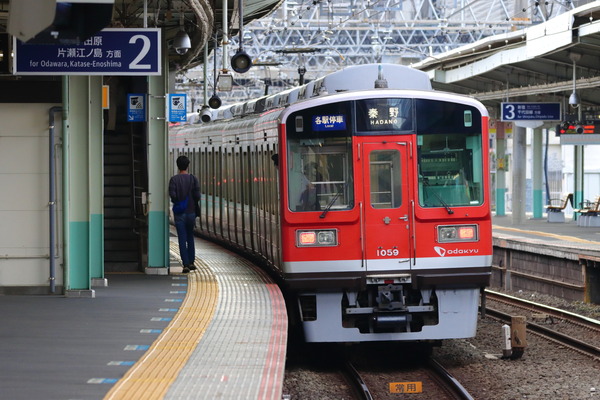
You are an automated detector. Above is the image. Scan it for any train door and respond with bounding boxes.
[361,141,413,272]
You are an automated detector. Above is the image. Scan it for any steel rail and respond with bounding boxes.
[485,290,600,332]
[341,361,374,400]
[427,358,475,400]
[483,307,600,361]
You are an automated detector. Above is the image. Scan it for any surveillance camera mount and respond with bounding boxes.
[173,11,191,55]
[569,52,581,108]
[173,30,191,55]
[231,0,252,74]
[209,33,221,110]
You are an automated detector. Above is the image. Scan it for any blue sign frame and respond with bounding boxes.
[169,94,187,122]
[14,28,161,76]
[501,102,561,121]
[127,94,146,122]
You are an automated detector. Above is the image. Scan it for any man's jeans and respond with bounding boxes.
[174,212,196,266]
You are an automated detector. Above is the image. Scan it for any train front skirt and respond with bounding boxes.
[300,288,480,342]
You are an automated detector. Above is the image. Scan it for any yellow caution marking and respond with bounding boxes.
[104,245,218,400]
[493,225,597,244]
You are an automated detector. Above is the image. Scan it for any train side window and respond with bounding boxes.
[369,150,401,209]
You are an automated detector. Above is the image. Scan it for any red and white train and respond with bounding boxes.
[169,64,492,342]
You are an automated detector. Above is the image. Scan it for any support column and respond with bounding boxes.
[574,145,584,218]
[64,76,104,297]
[89,76,106,287]
[532,128,543,218]
[512,125,527,224]
[495,122,507,216]
[146,55,169,274]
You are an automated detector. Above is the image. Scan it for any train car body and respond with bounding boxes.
[169,64,492,343]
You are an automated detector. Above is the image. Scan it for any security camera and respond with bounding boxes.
[569,91,580,108]
[199,106,212,123]
[173,30,191,55]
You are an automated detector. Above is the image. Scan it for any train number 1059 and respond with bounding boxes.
[376,248,400,257]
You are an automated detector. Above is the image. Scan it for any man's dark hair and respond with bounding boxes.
[176,155,190,171]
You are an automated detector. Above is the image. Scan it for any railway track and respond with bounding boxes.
[341,361,373,400]
[343,354,474,400]
[483,290,600,361]
[425,358,475,400]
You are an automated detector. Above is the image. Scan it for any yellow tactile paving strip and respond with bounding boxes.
[493,225,598,245]
[103,246,218,400]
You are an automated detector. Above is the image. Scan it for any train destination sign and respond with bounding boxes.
[312,114,346,131]
[501,102,561,121]
[13,28,161,76]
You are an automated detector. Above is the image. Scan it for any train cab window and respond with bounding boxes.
[286,103,354,212]
[415,99,484,208]
[369,150,402,208]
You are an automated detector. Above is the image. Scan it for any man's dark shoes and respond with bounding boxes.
[182,267,191,273]
[187,264,197,271]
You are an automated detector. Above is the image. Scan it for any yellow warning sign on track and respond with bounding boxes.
[389,381,423,393]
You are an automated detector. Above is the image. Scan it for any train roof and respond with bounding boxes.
[213,64,432,121]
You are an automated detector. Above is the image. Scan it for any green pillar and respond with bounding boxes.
[532,128,543,219]
[146,55,169,273]
[64,76,104,297]
[88,76,105,286]
[495,122,507,216]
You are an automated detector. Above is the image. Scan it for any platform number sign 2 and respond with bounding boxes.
[14,28,162,76]
[128,34,152,70]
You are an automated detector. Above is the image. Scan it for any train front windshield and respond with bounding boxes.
[286,102,354,212]
[415,99,484,208]
[285,98,484,212]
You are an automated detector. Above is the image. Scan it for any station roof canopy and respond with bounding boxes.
[0,0,284,72]
[411,1,600,119]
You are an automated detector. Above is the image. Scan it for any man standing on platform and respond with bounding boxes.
[169,155,200,273]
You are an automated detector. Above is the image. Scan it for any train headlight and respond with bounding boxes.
[437,225,478,243]
[296,229,338,247]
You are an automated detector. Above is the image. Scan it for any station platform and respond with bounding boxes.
[0,236,287,400]
[491,213,600,304]
[493,214,600,255]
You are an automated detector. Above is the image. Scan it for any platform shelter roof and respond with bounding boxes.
[412,1,600,118]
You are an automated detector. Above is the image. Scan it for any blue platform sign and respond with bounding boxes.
[501,102,561,122]
[13,28,161,76]
[127,94,146,122]
[168,94,187,122]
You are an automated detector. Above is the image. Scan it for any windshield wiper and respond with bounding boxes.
[320,185,345,219]
[422,178,454,214]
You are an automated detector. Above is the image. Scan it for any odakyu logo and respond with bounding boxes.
[434,246,479,257]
